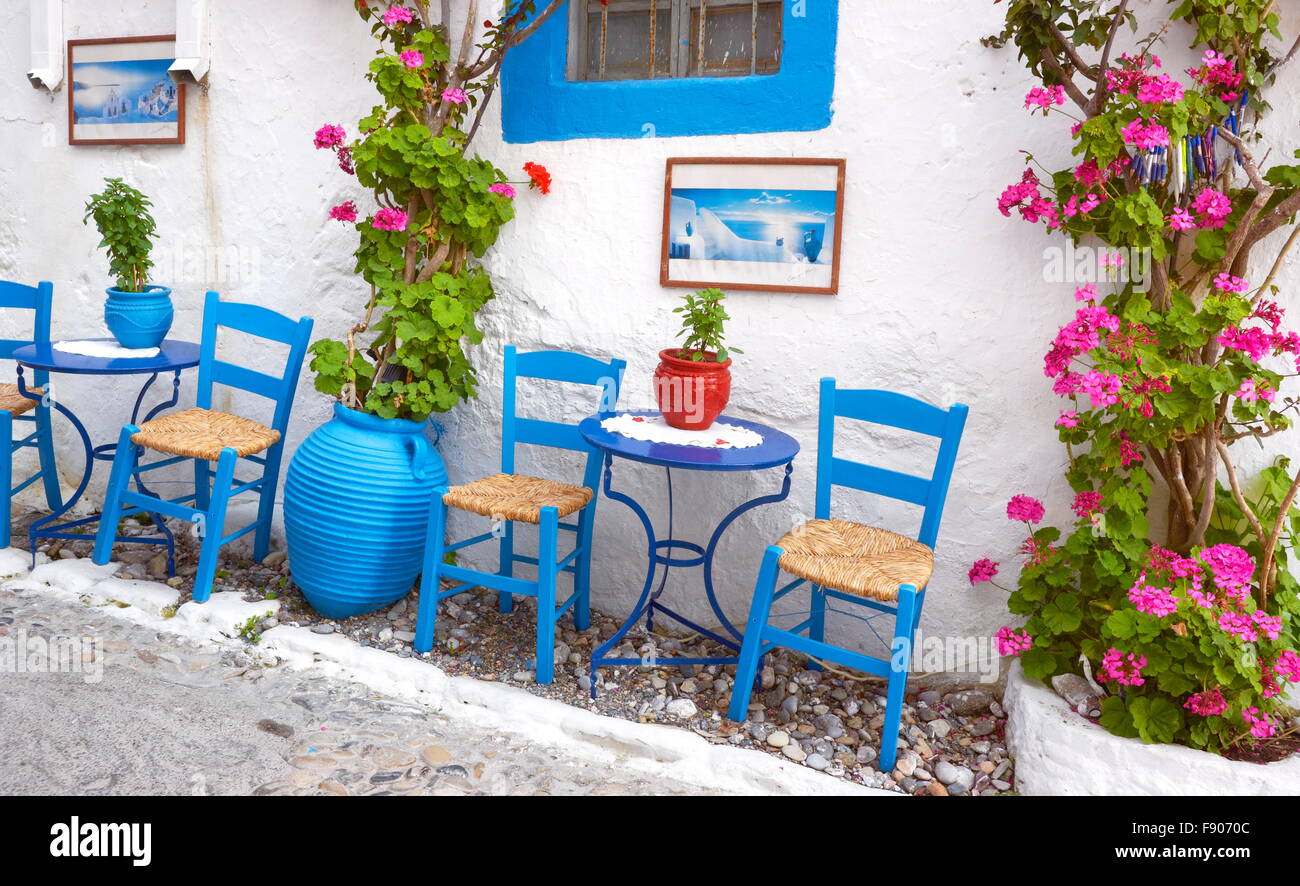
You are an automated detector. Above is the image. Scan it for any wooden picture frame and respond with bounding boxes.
[68,35,185,146]
[660,157,846,295]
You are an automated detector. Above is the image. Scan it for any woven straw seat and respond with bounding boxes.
[0,383,41,416]
[442,472,593,524]
[130,407,281,460]
[776,518,934,602]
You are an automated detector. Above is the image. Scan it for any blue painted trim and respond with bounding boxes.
[502,0,838,143]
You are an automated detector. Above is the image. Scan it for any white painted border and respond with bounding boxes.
[1003,661,1300,796]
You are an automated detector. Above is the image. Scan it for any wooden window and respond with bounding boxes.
[569,0,783,82]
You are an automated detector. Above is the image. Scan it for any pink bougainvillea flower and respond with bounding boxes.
[1121,118,1170,149]
[488,182,516,198]
[328,200,358,222]
[441,87,468,105]
[1136,73,1184,104]
[995,627,1033,657]
[383,6,415,26]
[1024,85,1066,109]
[1006,494,1045,524]
[1213,272,1248,294]
[1235,378,1275,404]
[1166,208,1196,230]
[968,558,999,585]
[1275,651,1300,682]
[314,123,346,149]
[1183,687,1228,717]
[400,50,425,68]
[1191,187,1232,227]
[371,207,409,231]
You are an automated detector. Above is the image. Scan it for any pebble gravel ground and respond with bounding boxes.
[17,508,1016,796]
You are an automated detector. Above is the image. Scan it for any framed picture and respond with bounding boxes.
[68,35,185,146]
[660,157,846,295]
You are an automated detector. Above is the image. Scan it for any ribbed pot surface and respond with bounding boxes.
[284,402,445,618]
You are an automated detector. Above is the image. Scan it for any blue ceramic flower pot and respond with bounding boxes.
[104,285,173,348]
[283,402,446,619]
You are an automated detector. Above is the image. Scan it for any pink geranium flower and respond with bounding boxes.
[328,200,358,222]
[383,6,415,26]
[313,124,346,150]
[995,627,1033,657]
[1006,495,1045,524]
[441,87,468,105]
[488,182,516,198]
[400,50,424,68]
[371,207,409,231]
[968,558,999,585]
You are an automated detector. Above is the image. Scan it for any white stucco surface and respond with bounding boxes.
[1004,662,1300,795]
[1,1,1297,669]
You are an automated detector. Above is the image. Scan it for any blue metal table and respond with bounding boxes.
[578,410,800,697]
[12,339,201,570]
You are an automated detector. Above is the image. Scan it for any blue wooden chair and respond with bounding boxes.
[92,291,313,601]
[727,379,968,771]
[0,280,63,546]
[414,346,625,684]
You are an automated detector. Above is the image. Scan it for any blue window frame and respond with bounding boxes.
[501,0,838,143]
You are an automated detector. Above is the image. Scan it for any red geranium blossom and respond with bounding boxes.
[523,162,552,195]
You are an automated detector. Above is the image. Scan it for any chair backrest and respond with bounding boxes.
[0,280,53,387]
[814,377,969,549]
[195,290,314,435]
[501,346,626,485]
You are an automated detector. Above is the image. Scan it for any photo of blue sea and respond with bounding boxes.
[668,188,838,265]
[73,58,179,125]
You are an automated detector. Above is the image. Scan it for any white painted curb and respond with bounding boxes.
[5,555,888,796]
[1004,661,1300,795]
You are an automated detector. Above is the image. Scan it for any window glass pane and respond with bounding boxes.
[584,2,673,80]
[690,1,782,76]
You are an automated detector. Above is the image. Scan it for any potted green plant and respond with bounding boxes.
[283,1,562,619]
[83,178,172,349]
[655,287,742,430]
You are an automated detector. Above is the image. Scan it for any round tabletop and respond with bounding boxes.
[579,410,800,472]
[12,339,201,375]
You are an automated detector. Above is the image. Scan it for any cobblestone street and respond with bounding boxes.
[0,585,702,796]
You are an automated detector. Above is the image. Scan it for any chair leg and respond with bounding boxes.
[878,584,920,772]
[497,520,514,614]
[252,444,284,562]
[414,491,449,654]
[191,448,237,604]
[727,545,783,722]
[807,583,826,671]
[0,411,12,548]
[193,459,211,511]
[535,506,559,684]
[572,503,595,631]
[34,401,62,511]
[92,426,140,565]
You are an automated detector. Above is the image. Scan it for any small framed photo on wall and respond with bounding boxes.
[68,35,185,146]
[661,157,846,295]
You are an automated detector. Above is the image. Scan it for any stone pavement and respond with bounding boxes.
[0,585,702,796]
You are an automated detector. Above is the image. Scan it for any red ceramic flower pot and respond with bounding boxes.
[654,348,732,430]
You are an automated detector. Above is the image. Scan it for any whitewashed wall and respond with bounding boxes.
[1,1,1296,668]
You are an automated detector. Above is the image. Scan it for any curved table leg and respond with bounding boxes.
[703,461,795,643]
[588,456,796,698]
[21,367,94,567]
[23,369,182,571]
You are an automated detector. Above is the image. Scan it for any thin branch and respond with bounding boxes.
[1260,467,1300,600]
[1252,223,1300,304]
[1217,440,1267,548]
[1039,49,1090,110]
[1190,432,1218,547]
[1045,19,1097,80]
[1087,0,1130,115]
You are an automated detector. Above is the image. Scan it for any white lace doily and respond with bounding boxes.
[601,413,762,449]
[54,340,160,359]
